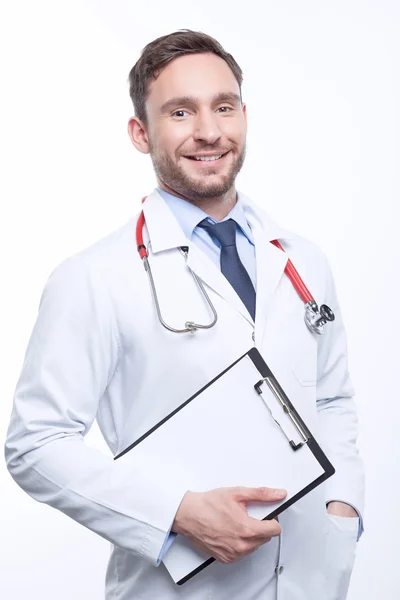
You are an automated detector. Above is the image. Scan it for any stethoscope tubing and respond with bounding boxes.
[271,240,313,304]
[136,200,148,259]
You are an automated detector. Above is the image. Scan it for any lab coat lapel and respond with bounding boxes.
[185,243,254,324]
[142,190,254,325]
[240,193,292,335]
[142,189,188,252]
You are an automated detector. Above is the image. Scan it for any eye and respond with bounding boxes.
[172,110,189,118]
[217,106,234,113]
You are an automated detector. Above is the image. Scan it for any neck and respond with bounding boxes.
[157,181,237,221]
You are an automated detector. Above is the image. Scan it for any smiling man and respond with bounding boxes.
[5,30,364,600]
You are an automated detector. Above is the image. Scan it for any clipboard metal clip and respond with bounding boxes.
[254,378,309,451]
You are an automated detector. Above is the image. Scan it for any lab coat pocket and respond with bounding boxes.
[325,514,359,600]
[292,352,317,387]
[291,326,318,387]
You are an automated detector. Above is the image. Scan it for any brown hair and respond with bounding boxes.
[128,29,243,125]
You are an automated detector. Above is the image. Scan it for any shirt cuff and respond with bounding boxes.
[326,499,364,541]
[156,521,178,566]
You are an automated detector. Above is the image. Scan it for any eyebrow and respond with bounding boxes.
[159,92,242,114]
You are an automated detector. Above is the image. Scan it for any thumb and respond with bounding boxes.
[233,486,287,503]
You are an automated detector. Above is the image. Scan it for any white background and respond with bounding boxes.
[1,0,399,598]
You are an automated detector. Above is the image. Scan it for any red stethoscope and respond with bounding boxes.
[136,197,335,335]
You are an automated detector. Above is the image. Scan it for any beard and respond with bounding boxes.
[149,141,246,201]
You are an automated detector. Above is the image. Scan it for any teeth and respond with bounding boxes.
[194,155,222,161]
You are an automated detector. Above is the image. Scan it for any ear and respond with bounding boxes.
[127,116,150,154]
[242,102,248,133]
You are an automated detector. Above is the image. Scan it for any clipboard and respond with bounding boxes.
[115,347,335,585]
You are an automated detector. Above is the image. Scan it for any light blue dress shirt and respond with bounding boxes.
[155,188,256,563]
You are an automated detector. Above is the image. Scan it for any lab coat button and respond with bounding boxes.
[252,331,255,342]
[275,565,284,575]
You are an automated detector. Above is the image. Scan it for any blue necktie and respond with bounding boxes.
[198,218,256,321]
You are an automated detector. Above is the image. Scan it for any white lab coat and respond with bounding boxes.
[5,189,364,600]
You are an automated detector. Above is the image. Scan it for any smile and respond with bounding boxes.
[193,155,222,161]
[184,151,229,164]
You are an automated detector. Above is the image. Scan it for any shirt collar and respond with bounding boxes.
[156,188,254,245]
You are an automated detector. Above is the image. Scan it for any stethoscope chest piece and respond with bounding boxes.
[304,301,335,335]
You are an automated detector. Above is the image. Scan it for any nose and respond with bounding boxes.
[193,109,222,145]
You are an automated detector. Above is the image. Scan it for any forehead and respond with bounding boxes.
[146,52,240,110]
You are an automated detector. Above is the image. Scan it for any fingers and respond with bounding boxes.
[232,486,287,503]
[175,486,286,566]
[215,527,276,564]
[245,517,282,540]
[231,486,285,541]
[222,519,280,564]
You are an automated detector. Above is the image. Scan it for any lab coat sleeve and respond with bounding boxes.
[4,256,188,566]
[315,255,365,536]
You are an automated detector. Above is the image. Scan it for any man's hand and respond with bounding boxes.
[327,501,358,518]
[172,486,287,564]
